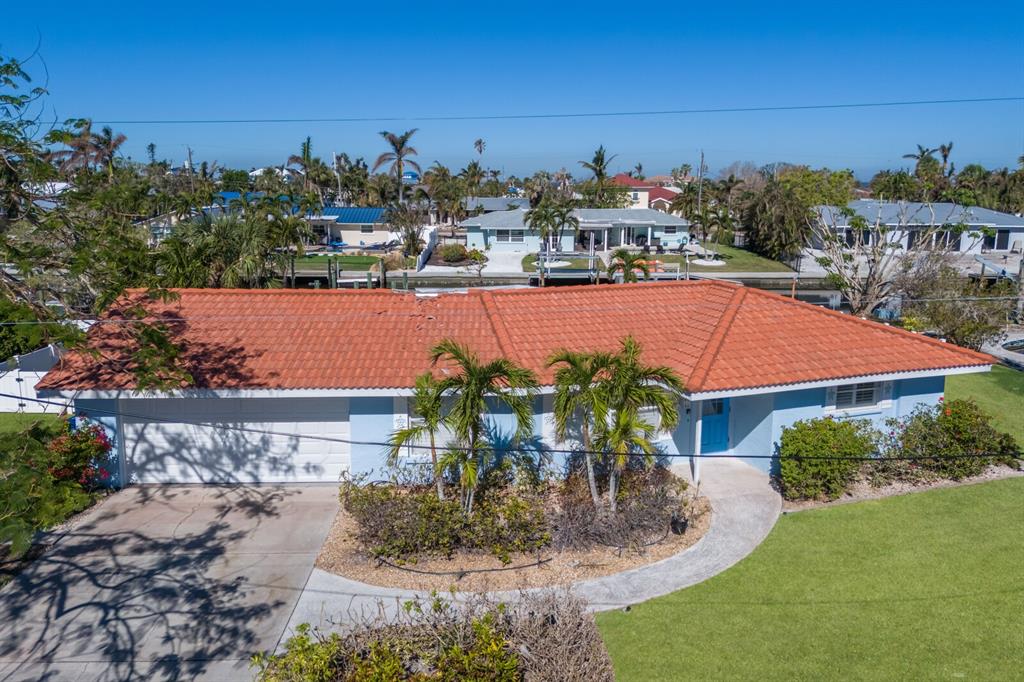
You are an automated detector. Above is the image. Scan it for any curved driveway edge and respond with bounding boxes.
[285,457,780,636]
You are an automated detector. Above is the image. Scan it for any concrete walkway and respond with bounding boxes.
[285,457,780,634]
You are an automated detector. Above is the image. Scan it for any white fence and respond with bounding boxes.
[0,344,70,413]
[417,226,439,271]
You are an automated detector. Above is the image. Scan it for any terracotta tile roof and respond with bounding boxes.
[647,187,679,203]
[37,282,992,394]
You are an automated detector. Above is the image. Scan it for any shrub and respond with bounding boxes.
[439,243,468,263]
[252,592,614,682]
[341,482,550,564]
[876,398,1020,482]
[0,417,106,557]
[778,417,876,500]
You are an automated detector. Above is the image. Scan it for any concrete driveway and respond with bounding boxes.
[0,485,339,682]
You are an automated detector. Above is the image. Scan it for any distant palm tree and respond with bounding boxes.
[937,141,954,176]
[524,203,557,286]
[548,349,614,508]
[429,339,538,514]
[287,136,314,191]
[460,160,485,196]
[474,138,486,156]
[373,129,421,203]
[1018,154,1024,169]
[92,126,127,181]
[903,144,937,163]
[581,145,615,183]
[48,120,97,175]
[633,163,644,179]
[387,372,447,500]
[607,248,649,283]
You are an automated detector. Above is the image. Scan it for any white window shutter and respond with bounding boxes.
[826,386,837,407]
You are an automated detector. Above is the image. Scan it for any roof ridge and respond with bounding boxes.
[685,286,748,392]
[478,290,515,359]
[742,287,995,365]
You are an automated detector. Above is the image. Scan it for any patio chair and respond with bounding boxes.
[656,244,665,254]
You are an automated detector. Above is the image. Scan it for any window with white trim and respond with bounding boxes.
[663,226,677,235]
[360,224,374,234]
[495,229,525,243]
[835,382,879,409]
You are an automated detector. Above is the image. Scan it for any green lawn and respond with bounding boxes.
[0,412,62,435]
[657,243,793,273]
[598,478,1024,680]
[520,254,600,273]
[295,254,381,271]
[946,365,1024,446]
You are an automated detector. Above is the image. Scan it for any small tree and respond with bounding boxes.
[607,249,650,283]
[547,349,615,508]
[430,339,538,514]
[593,337,684,512]
[810,203,986,315]
[387,373,447,500]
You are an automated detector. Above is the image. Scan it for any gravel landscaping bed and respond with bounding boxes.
[782,463,1022,512]
[315,496,712,592]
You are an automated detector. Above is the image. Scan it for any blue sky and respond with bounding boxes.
[6,1,1023,180]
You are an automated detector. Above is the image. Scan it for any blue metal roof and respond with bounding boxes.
[318,207,388,224]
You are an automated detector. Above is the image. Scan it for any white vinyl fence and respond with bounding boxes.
[0,344,69,413]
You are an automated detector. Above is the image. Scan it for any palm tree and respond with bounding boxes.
[92,126,127,181]
[580,145,616,206]
[373,129,421,203]
[287,136,314,191]
[460,160,485,197]
[387,373,447,500]
[474,138,486,157]
[938,141,954,176]
[903,144,936,162]
[547,349,614,507]
[524,202,557,285]
[607,248,649,283]
[48,119,97,175]
[429,339,538,514]
[633,163,644,179]
[593,336,684,512]
[551,202,580,250]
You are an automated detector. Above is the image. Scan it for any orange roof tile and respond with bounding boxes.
[37,282,993,394]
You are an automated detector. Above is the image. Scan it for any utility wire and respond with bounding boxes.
[84,97,1024,125]
[0,295,1017,327]
[3,392,1012,462]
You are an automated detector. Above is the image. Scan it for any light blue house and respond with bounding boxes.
[37,281,992,486]
[815,200,1024,254]
[462,208,690,253]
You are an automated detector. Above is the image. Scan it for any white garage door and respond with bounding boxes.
[119,397,350,484]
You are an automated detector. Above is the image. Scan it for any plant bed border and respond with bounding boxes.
[781,464,1023,513]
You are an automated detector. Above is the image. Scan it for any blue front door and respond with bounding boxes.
[701,398,730,453]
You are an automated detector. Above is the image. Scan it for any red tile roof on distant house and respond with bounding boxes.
[647,187,678,204]
[611,173,649,188]
[37,282,992,395]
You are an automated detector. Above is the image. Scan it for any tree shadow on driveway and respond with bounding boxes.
[0,485,323,681]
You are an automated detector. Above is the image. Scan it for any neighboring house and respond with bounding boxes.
[463,197,531,214]
[612,173,681,212]
[462,208,690,252]
[304,207,391,246]
[36,282,991,487]
[816,200,1024,254]
[1,345,69,413]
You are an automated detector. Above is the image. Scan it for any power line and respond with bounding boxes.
[0,294,1017,327]
[85,97,1024,126]
[2,392,1011,462]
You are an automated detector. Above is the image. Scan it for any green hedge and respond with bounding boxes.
[778,417,876,501]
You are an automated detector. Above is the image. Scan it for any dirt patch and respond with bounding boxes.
[315,496,712,592]
[782,464,1023,512]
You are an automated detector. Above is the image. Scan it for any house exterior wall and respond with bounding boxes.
[328,224,392,246]
[71,374,954,486]
[466,228,575,254]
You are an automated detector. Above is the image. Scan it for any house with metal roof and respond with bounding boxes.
[461,208,690,253]
[305,207,392,247]
[815,200,1024,254]
[36,281,991,486]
